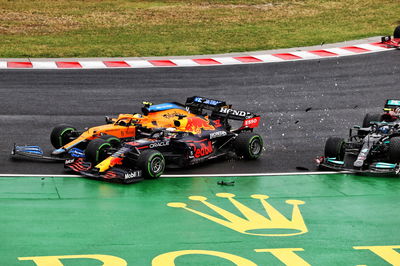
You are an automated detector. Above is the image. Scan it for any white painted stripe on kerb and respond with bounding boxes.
[211,57,241,65]
[79,61,107,69]
[170,59,200,66]
[125,60,154,68]
[323,48,356,56]
[353,43,387,51]
[31,62,58,69]
[0,171,350,178]
[290,51,321,60]
[0,62,7,68]
[252,54,285,62]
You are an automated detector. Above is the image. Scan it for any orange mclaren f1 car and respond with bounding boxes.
[11,101,194,161]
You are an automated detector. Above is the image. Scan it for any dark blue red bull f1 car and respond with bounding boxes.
[66,96,264,183]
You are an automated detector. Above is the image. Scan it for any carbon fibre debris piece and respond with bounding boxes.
[218,181,235,186]
[296,166,310,171]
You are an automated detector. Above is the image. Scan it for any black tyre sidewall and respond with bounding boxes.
[100,134,121,148]
[138,150,165,179]
[50,124,76,149]
[247,135,263,159]
[394,26,400,39]
[389,137,400,163]
[234,132,263,160]
[362,113,382,128]
[324,137,345,160]
[85,138,111,164]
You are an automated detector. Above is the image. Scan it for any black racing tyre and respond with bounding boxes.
[362,113,382,128]
[137,149,165,179]
[85,138,112,164]
[324,137,345,160]
[234,132,263,160]
[50,124,76,148]
[394,26,400,39]
[388,137,400,163]
[100,134,121,148]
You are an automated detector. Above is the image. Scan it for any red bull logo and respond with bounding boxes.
[176,117,215,134]
[190,141,213,158]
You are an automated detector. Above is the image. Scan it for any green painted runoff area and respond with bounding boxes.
[1,173,400,265]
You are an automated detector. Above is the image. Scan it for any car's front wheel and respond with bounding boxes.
[137,149,165,179]
[85,138,112,164]
[50,124,76,149]
[324,137,345,160]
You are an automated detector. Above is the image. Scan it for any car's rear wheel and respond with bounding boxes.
[324,137,345,160]
[85,138,112,164]
[50,124,76,149]
[137,149,165,179]
[388,137,400,163]
[362,113,382,128]
[234,132,263,160]
[394,26,400,39]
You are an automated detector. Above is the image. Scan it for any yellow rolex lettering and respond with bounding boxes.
[18,254,127,266]
[254,248,310,266]
[152,250,257,266]
[354,245,400,265]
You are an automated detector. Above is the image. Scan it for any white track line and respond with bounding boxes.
[0,171,350,178]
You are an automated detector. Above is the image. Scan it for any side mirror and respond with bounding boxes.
[105,116,112,124]
[118,120,128,127]
[381,36,391,42]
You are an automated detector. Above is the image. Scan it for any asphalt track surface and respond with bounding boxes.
[1,50,400,175]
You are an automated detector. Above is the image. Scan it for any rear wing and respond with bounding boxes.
[185,96,227,112]
[185,96,261,129]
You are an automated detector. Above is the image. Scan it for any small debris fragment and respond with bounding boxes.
[296,166,310,171]
[218,181,235,186]
[295,120,299,124]
[305,107,312,112]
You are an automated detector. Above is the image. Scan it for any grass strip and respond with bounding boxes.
[0,0,399,57]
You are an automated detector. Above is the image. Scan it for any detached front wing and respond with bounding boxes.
[316,157,400,177]
[11,145,65,161]
[381,36,400,48]
[65,158,144,184]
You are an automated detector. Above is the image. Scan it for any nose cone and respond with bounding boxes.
[52,148,66,155]
[354,160,364,168]
[95,157,113,173]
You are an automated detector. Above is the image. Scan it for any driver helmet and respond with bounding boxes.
[379,125,390,134]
